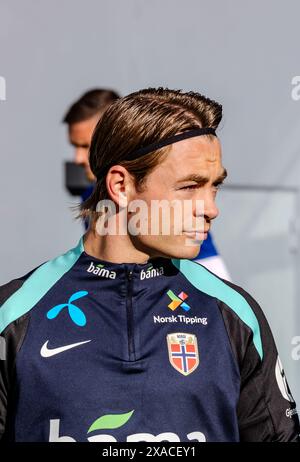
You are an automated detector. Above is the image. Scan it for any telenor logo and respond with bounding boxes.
[47,291,88,326]
[167,290,191,312]
[87,262,116,279]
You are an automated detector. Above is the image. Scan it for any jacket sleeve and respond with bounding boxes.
[219,281,300,442]
[0,279,29,441]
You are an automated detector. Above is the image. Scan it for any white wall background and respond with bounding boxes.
[1,0,300,407]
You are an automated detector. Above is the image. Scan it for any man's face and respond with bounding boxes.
[128,136,227,260]
[68,115,100,182]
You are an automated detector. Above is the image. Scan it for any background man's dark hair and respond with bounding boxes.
[63,88,120,124]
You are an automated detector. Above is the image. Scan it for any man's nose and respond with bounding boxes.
[193,193,219,222]
[204,194,219,221]
[74,148,88,165]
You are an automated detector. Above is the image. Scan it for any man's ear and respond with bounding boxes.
[105,166,133,207]
[118,190,128,208]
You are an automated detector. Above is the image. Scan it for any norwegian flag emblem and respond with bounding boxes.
[167,333,199,376]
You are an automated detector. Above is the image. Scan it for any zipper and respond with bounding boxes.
[126,268,135,361]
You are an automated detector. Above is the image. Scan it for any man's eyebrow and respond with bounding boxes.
[214,168,228,185]
[175,168,228,185]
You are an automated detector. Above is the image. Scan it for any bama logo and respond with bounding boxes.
[140,264,164,280]
[49,410,206,442]
[87,262,116,279]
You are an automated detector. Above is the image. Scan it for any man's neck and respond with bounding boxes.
[83,227,152,265]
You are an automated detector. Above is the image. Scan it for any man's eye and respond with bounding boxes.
[180,183,224,191]
[214,183,223,191]
[181,184,199,190]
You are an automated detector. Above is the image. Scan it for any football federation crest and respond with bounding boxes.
[167,333,199,376]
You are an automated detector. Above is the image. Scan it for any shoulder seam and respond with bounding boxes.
[0,238,84,334]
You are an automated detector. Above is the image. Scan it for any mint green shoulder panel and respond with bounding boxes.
[171,258,263,360]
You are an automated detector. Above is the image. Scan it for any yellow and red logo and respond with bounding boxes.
[167,290,191,312]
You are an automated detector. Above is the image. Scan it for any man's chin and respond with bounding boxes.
[137,236,202,261]
[164,241,202,260]
[182,242,203,260]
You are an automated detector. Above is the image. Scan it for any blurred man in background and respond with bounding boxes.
[63,88,120,203]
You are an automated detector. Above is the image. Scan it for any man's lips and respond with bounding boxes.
[183,230,209,239]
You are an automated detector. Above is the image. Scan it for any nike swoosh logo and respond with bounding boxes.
[40,340,91,358]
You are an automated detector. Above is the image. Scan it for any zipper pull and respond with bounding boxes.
[127,269,133,281]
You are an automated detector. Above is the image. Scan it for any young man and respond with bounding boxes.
[0,88,299,442]
[64,88,230,279]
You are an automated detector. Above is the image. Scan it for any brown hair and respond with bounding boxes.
[80,87,222,218]
[63,88,120,124]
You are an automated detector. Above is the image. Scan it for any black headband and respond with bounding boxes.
[96,127,217,180]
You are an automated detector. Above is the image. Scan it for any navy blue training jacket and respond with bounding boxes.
[0,237,299,442]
